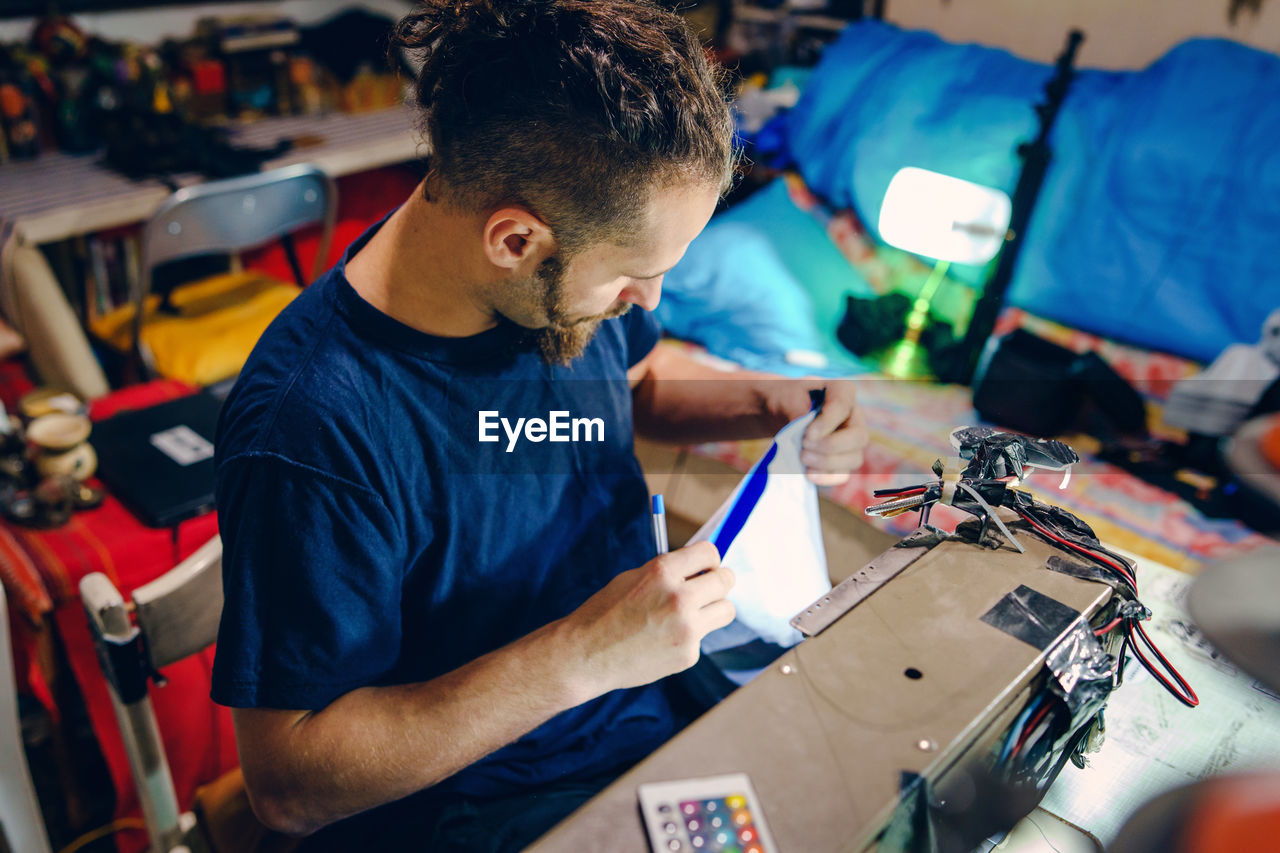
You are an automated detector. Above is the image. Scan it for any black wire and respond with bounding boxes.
[1016,504,1138,584]
[1012,506,1195,705]
[1018,510,1198,703]
[1071,535,1138,583]
[1013,507,1139,599]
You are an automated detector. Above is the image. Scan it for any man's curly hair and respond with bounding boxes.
[391,0,738,252]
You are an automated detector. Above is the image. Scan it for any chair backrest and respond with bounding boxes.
[140,163,335,286]
[130,164,336,372]
[133,536,225,671]
[0,584,54,853]
[80,535,224,853]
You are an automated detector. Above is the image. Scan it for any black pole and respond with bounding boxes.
[947,30,1085,385]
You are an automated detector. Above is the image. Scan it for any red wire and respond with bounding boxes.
[1093,617,1124,636]
[1014,510,1138,590]
[1127,621,1199,707]
[1028,521,1195,705]
[1014,509,1197,707]
[872,486,927,498]
[1012,701,1054,757]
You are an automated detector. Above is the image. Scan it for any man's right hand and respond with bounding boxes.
[562,541,735,697]
[232,541,734,836]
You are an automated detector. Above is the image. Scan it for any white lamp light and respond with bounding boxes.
[876,168,1012,379]
[878,167,1012,265]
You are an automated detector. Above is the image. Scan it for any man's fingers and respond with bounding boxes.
[802,449,865,475]
[804,380,858,444]
[682,564,735,605]
[803,408,867,477]
[805,400,846,442]
[803,405,868,483]
[803,416,869,455]
[806,470,852,487]
[697,598,737,634]
[660,541,720,580]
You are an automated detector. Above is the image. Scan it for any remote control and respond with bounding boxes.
[637,773,777,852]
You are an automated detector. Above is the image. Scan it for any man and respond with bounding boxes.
[211,1,869,849]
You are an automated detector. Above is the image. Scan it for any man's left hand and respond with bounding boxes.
[770,380,869,486]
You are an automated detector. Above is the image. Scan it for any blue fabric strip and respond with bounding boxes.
[712,442,778,558]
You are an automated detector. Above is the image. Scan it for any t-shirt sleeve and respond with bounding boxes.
[624,307,662,368]
[211,453,407,710]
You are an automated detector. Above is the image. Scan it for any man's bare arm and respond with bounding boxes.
[628,344,869,482]
[234,543,734,836]
[628,344,803,442]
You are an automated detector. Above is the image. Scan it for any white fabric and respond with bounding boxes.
[691,411,830,648]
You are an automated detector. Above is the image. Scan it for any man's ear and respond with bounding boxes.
[482,207,555,272]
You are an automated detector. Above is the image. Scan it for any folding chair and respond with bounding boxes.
[0,583,54,853]
[81,536,293,853]
[91,163,336,386]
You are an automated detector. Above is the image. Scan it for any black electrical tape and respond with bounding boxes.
[981,585,1082,651]
[1043,555,1138,600]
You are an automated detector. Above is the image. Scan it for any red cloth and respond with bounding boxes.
[0,360,47,628]
[3,595,56,724]
[88,378,195,422]
[5,379,230,853]
[0,523,52,624]
[331,166,422,223]
[0,358,35,410]
[1,380,202,616]
[241,219,373,286]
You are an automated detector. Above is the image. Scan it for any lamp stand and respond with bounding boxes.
[882,260,950,379]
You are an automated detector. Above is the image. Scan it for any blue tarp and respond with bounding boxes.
[782,22,1280,361]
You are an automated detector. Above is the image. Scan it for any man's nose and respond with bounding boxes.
[619,277,662,311]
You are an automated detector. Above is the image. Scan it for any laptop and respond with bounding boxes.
[91,390,224,528]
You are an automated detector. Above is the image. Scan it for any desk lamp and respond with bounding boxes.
[876,167,1011,379]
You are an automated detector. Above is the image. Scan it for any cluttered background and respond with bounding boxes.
[0,1,1279,852]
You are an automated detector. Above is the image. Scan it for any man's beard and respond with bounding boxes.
[529,256,631,366]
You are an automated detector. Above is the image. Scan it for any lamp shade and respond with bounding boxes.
[878,167,1012,265]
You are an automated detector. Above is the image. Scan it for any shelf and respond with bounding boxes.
[0,105,421,245]
[733,4,852,32]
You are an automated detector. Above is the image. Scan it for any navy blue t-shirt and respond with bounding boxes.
[211,216,680,814]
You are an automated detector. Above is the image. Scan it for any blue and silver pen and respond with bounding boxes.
[651,494,669,555]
